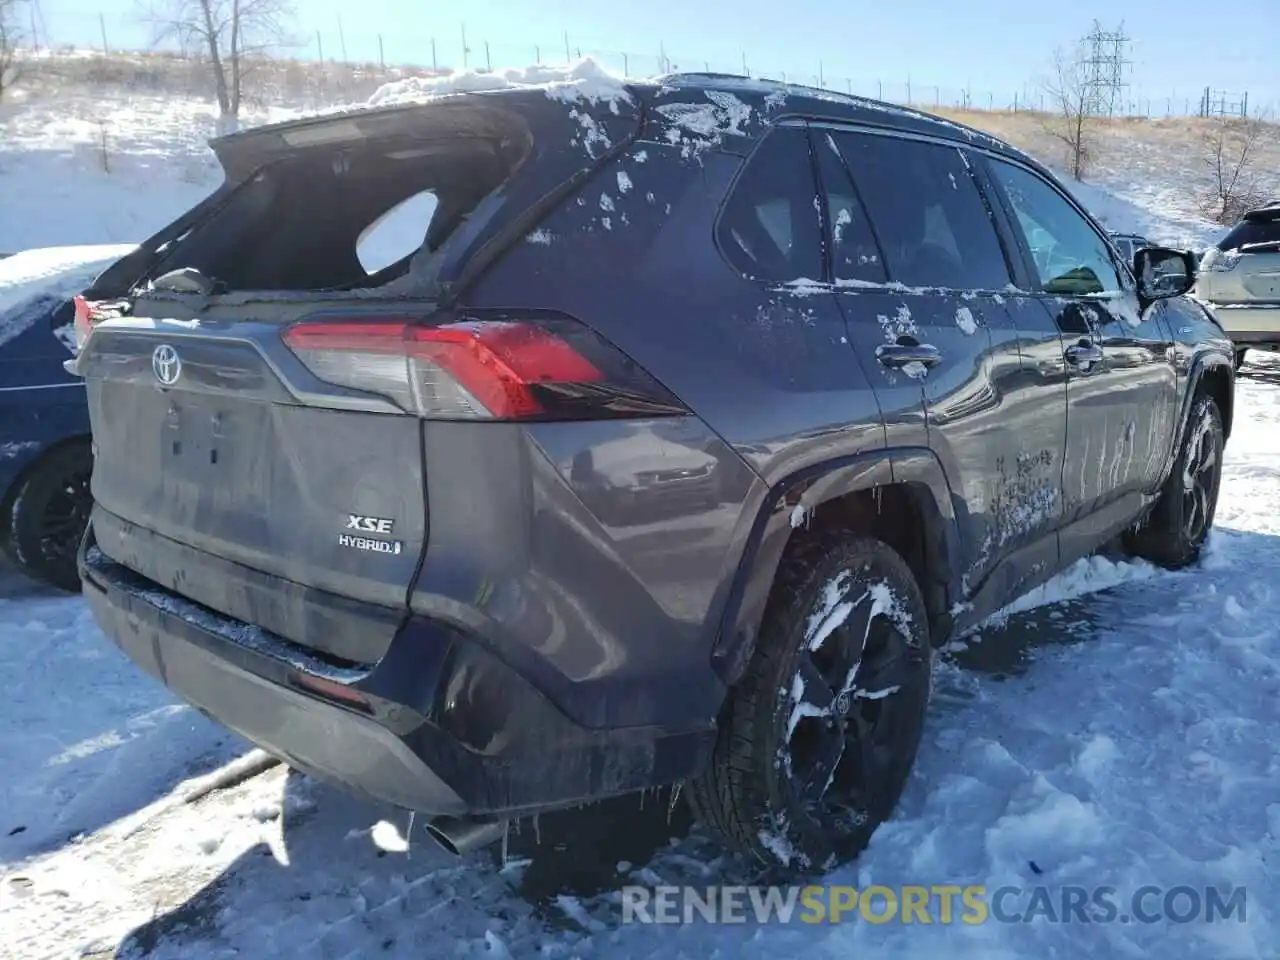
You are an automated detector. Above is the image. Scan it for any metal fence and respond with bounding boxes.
[21,9,1260,119]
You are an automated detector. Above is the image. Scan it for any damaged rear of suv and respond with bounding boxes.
[74,78,768,857]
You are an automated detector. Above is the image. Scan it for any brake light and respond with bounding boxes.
[1199,248,1238,274]
[72,295,126,352]
[72,295,94,352]
[282,316,685,421]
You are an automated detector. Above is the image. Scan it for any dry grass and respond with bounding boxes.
[933,108,1280,167]
[9,48,448,112]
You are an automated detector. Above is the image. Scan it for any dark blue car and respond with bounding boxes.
[0,245,134,590]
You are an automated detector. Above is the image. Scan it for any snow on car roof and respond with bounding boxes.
[365,57,635,109]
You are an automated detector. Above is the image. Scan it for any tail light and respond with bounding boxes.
[72,295,127,353]
[281,314,688,421]
[72,295,95,352]
[1199,248,1237,273]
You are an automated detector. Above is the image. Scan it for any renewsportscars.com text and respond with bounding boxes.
[620,884,1247,925]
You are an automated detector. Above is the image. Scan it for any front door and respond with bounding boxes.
[981,157,1178,532]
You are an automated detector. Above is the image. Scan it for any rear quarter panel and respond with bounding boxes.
[455,129,886,725]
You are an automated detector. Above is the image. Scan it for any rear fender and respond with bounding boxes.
[711,447,962,687]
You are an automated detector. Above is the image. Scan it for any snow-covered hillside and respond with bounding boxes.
[0,94,281,252]
[936,109,1280,252]
[2,59,1279,960]
[3,57,1271,254]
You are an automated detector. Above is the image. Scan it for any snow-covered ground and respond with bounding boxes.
[4,369,1279,958]
[0,95,227,252]
[3,61,1279,960]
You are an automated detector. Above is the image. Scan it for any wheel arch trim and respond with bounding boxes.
[711,447,963,687]
[1157,349,1233,492]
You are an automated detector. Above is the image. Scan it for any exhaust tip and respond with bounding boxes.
[424,815,507,856]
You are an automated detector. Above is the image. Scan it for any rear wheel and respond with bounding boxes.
[1124,394,1224,569]
[5,442,93,592]
[687,530,932,872]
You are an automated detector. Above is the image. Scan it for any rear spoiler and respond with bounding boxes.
[1243,205,1280,224]
[1239,240,1280,254]
[209,93,587,182]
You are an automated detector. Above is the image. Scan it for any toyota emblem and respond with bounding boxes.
[152,344,182,386]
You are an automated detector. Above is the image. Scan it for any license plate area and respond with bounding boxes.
[160,394,259,481]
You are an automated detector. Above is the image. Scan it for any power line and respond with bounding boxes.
[1081,19,1131,118]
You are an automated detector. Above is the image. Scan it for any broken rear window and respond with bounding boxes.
[148,135,524,294]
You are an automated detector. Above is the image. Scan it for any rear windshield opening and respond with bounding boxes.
[1218,216,1280,253]
[153,136,523,294]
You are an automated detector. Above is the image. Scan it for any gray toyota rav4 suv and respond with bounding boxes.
[71,73,1233,872]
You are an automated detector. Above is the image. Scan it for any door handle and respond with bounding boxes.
[877,342,943,370]
[1065,341,1104,369]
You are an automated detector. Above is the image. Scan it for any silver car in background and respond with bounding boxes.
[1195,203,1280,369]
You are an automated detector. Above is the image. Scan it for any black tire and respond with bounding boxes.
[1234,348,1247,372]
[5,442,93,592]
[1124,393,1224,569]
[687,530,932,873]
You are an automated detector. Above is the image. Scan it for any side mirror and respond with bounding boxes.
[1135,247,1195,300]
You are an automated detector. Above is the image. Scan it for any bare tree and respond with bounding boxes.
[0,0,25,102]
[139,0,295,134]
[1198,111,1273,225]
[1041,43,1095,180]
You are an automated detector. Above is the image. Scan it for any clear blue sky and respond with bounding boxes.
[33,0,1280,112]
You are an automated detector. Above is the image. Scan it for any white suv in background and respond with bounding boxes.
[1195,203,1280,369]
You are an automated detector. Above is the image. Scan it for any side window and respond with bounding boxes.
[828,131,1012,290]
[718,127,824,282]
[986,160,1122,296]
[812,131,888,284]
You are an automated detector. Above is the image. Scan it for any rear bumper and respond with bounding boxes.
[1203,303,1280,341]
[80,528,715,818]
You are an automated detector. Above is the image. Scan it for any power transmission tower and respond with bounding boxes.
[1080,19,1131,117]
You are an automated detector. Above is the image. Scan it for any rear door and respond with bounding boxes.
[699,123,890,471]
[981,157,1178,527]
[807,128,925,458]
[815,127,1065,603]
